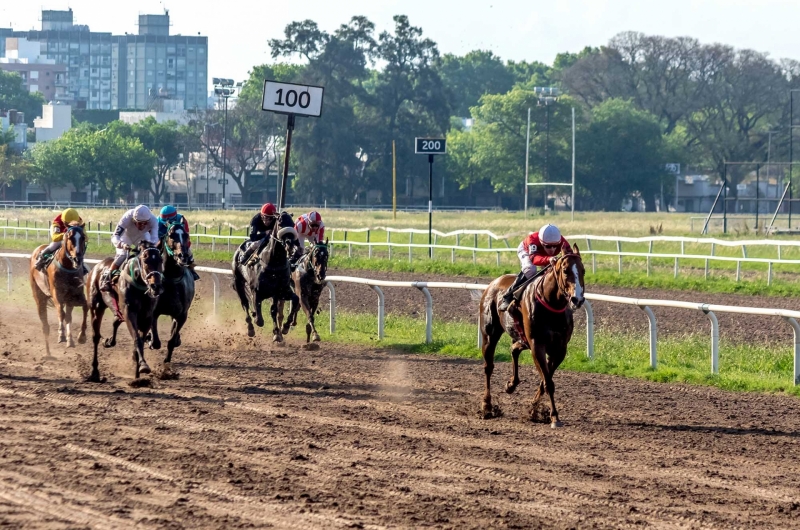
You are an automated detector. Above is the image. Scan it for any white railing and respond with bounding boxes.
[3,225,800,283]
[3,252,799,385]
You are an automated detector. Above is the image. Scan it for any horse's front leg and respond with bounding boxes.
[281,292,299,336]
[55,301,67,344]
[307,293,321,343]
[530,341,560,428]
[103,318,122,348]
[77,300,88,344]
[505,341,525,394]
[126,314,150,379]
[254,292,265,328]
[270,299,283,343]
[164,313,187,370]
[88,301,105,383]
[64,304,75,348]
[150,315,162,350]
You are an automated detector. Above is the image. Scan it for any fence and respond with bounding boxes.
[3,225,800,284]
[2,253,799,385]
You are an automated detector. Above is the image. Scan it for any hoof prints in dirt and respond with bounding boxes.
[128,377,154,388]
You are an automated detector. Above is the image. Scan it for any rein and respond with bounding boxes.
[534,258,569,314]
[53,226,85,274]
[127,249,163,291]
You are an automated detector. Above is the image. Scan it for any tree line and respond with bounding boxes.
[2,19,798,210]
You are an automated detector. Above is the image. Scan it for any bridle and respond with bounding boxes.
[535,256,571,313]
[309,243,328,283]
[129,246,164,294]
[56,225,86,272]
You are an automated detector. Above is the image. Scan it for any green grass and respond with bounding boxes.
[312,310,800,397]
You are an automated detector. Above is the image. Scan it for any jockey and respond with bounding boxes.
[238,202,278,265]
[497,223,573,312]
[293,211,325,261]
[100,205,159,292]
[34,207,85,271]
[157,205,200,281]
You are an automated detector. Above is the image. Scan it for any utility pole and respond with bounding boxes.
[524,107,531,219]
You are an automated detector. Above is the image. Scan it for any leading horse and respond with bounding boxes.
[86,242,164,382]
[479,246,585,428]
[29,224,88,357]
[148,222,195,378]
[232,211,300,342]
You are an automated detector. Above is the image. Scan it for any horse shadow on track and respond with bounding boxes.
[627,421,800,439]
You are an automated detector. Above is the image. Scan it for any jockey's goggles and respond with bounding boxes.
[135,221,149,229]
[543,243,560,250]
[310,223,320,229]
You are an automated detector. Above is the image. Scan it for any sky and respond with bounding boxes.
[3,0,800,91]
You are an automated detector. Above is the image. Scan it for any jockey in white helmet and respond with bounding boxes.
[100,205,159,292]
[498,223,573,311]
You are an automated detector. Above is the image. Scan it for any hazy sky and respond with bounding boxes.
[3,0,800,90]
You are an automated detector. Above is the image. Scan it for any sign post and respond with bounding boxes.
[415,137,447,258]
[261,80,324,209]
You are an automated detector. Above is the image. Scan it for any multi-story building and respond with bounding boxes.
[0,38,70,103]
[0,9,207,111]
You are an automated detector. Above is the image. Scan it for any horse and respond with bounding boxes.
[278,239,329,343]
[478,245,585,428]
[148,222,195,378]
[86,241,164,382]
[29,224,89,357]
[231,211,300,342]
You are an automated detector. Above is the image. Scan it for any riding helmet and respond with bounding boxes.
[307,211,322,224]
[538,224,562,245]
[133,204,152,223]
[61,208,80,225]
[261,203,277,216]
[160,205,178,219]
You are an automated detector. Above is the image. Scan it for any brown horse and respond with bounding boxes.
[29,224,88,357]
[86,242,164,382]
[478,245,585,428]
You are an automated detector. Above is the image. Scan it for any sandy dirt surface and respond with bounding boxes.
[2,300,800,529]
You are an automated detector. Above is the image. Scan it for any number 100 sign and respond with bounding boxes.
[261,80,324,117]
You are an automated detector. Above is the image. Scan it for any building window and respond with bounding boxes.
[167,58,174,68]
[30,71,39,80]
[147,58,153,64]
[129,82,134,88]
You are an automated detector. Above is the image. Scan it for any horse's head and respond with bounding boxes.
[310,239,329,283]
[164,223,190,267]
[137,242,164,298]
[276,211,299,255]
[554,244,585,310]
[63,223,86,269]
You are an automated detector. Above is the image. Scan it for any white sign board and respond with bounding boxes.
[665,163,681,174]
[261,80,324,118]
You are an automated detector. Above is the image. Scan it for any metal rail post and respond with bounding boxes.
[783,317,800,385]
[372,285,384,339]
[2,257,11,293]
[210,273,220,316]
[326,281,336,333]
[703,308,720,374]
[415,286,433,344]
[583,300,594,359]
[641,306,657,369]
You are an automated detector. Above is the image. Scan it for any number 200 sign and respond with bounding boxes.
[261,80,324,118]
[415,137,447,155]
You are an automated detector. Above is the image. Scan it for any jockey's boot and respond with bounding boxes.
[188,264,200,281]
[99,270,114,292]
[498,271,527,312]
[34,253,48,271]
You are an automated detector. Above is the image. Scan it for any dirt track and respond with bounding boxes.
[2,301,800,529]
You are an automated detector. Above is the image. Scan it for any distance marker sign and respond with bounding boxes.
[415,137,447,155]
[261,80,324,117]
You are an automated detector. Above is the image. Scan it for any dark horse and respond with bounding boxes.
[232,211,300,342]
[278,239,329,343]
[86,242,164,382]
[478,245,585,428]
[148,222,195,378]
[29,224,88,357]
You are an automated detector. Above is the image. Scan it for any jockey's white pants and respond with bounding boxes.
[42,241,62,255]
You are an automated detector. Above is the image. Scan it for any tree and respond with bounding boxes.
[437,50,515,117]
[0,71,45,126]
[109,118,185,203]
[446,88,573,198]
[27,138,80,200]
[578,99,668,211]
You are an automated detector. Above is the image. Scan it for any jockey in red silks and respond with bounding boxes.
[497,223,573,312]
[292,211,325,262]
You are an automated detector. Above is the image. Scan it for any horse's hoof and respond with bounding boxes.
[85,371,105,383]
[68,340,75,348]
[272,334,283,343]
[102,339,116,348]
[312,333,321,342]
[481,402,502,419]
[150,340,162,350]
[247,327,256,338]
[139,362,151,375]
[57,336,66,344]
[504,381,518,394]
[551,420,563,429]
[281,325,291,335]
[302,343,320,351]
[255,317,265,327]
[77,334,87,345]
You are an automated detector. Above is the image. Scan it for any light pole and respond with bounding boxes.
[533,87,558,213]
[213,78,238,210]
